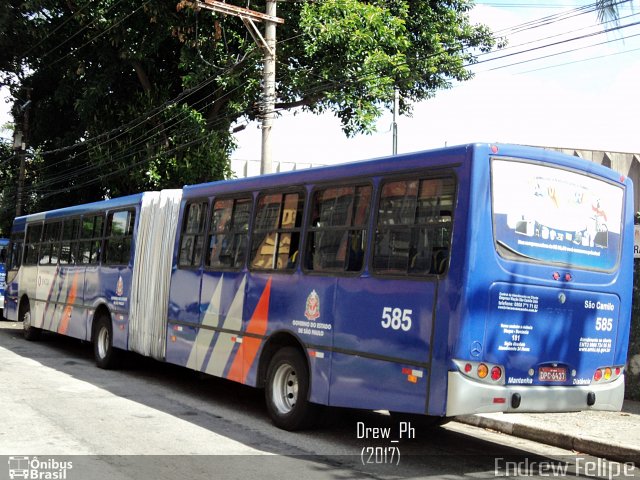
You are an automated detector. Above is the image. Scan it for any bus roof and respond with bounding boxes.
[183,143,474,200]
[182,143,626,200]
[14,193,145,226]
[11,143,627,229]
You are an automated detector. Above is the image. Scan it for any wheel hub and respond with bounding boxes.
[272,363,298,415]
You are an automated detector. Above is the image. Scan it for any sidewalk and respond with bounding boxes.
[455,400,640,464]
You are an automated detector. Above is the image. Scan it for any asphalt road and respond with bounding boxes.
[0,321,633,480]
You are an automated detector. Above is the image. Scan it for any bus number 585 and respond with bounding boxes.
[381,307,412,331]
[595,317,613,332]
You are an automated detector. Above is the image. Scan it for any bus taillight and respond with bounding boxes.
[593,365,624,383]
[453,359,505,385]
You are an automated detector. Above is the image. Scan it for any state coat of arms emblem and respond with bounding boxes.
[116,275,124,297]
[304,290,320,321]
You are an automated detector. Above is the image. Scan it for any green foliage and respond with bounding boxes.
[0,0,497,216]
[0,142,17,236]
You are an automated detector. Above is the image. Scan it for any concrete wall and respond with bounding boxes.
[230,158,326,178]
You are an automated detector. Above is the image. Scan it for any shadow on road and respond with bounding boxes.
[0,321,586,479]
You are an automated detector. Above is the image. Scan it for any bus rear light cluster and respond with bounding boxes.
[454,359,505,385]
[593,365,623,383]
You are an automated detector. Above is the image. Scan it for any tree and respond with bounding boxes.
[595,0,638,23]
[0,141,18,235]
[0,0,497,214]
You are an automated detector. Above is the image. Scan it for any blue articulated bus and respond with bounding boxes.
[0,238,9,318]
[4,143,633,430]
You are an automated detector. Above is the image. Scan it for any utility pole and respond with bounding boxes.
[13,88,31,217]
[261,0,276,175]
[195,0,283,175]
[392,87,399,156]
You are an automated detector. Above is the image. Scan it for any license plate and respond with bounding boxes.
[538,367,566,382]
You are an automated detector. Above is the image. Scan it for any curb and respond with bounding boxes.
[455,415,640,465]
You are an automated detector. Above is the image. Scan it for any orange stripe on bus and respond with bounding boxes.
[58,272,79,335]
[226,278,271,384]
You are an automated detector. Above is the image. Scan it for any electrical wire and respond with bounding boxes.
[8,0,640,208]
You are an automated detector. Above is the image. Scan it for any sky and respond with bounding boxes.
[229,0,640,170]
[1,0,639,172]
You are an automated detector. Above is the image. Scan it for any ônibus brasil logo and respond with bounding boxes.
[8,456,73,480]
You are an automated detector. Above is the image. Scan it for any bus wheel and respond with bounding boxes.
[93,314,118,369]
[21,301,41,341]
[265,347,317,431]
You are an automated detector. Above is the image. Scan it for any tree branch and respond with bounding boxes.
[275,95,322,110]
[130,59,152,93]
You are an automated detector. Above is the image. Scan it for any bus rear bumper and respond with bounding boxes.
[446,371,624,417]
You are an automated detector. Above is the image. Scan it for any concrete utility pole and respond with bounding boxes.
[195,0,283,175]
[13,89,31,217]
[392,87,399,156]
[261,0,276,175]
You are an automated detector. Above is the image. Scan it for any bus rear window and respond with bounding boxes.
[492,158,624,271]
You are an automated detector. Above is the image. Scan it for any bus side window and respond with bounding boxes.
[251,191,304,271]
[179,201,208,268]
[9,233,24,270]
[40,221,62,265]
[206,196,251,270]
[79,214,105,264]
[373,176,455,276]
[104,210,136,265]
[24,223,43,266]
[61,218,80,265]
[305,184,371,273]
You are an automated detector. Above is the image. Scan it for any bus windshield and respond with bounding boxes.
[492,158,624,272]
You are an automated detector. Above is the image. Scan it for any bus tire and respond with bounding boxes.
[21,300,41,341]
[265,347,317,431]
[93,314,119,369]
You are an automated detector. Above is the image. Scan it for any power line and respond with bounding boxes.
[474,19,640,66]
[17,0,107,62]
[10,0,639,207]
[26,0,130,68]
[515,43,640,73]
[481,30,640,71]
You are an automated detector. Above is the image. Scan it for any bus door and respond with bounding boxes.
[77,214,106,340]
[39,218,85,339]
[0,239,8,317]
[4,232,23,321]
[34,221,63,331]
[195,197,253,379]
[166,201,207,367]
[330,176,455,414]
[330,275,437,414]
[102,210,137,348]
